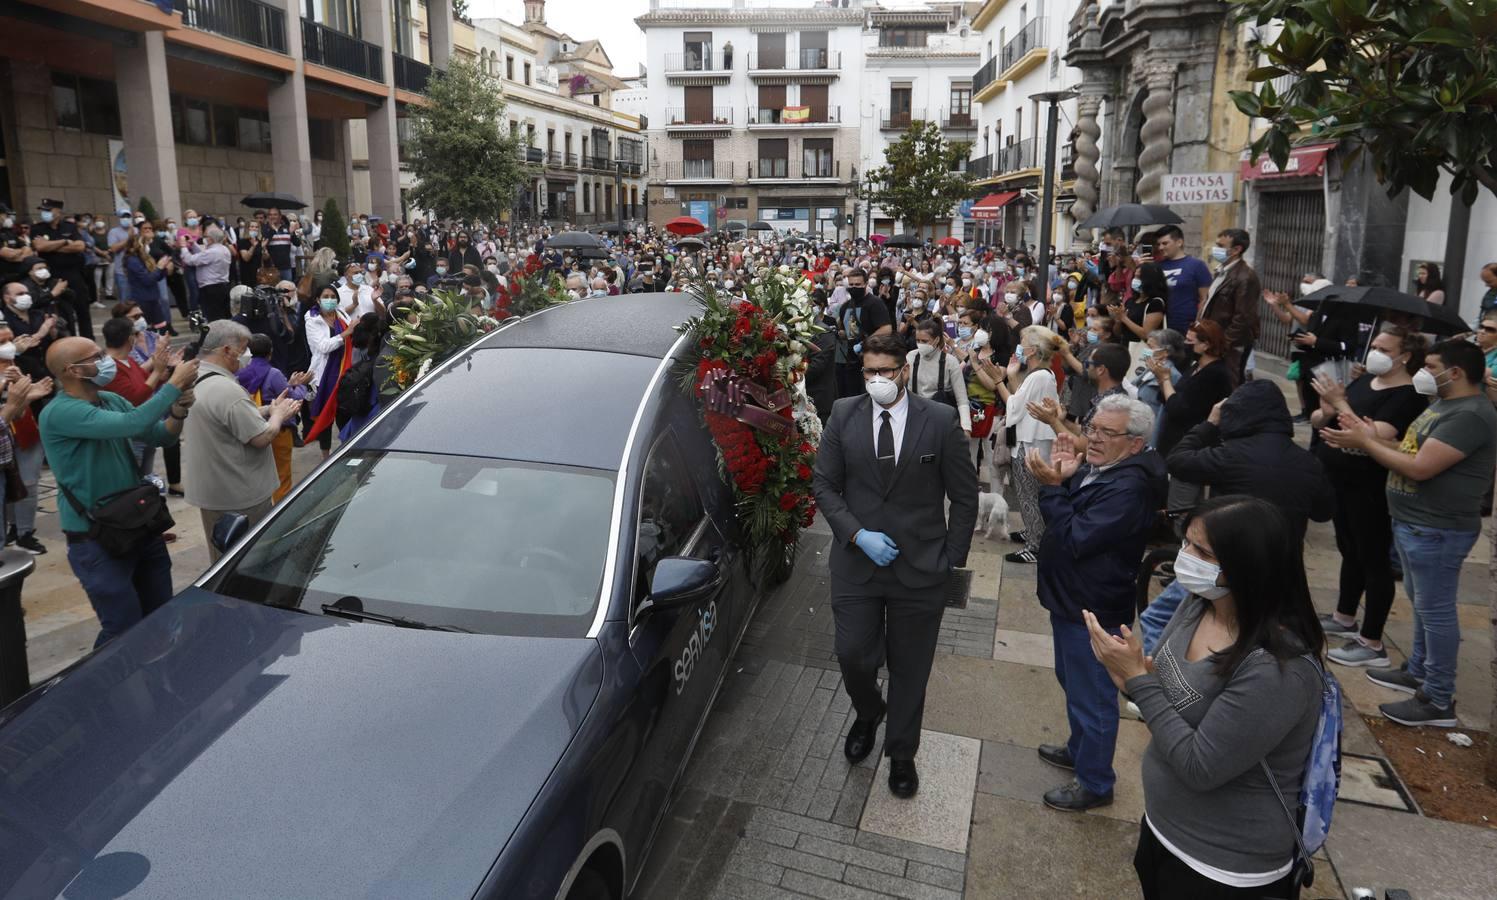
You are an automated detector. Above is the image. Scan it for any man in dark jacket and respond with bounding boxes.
[1027,394,1167,813]
[1138,379,1337,655]
[1200,228,1261,381]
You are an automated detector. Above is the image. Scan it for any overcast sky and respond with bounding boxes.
[469,0,652,77]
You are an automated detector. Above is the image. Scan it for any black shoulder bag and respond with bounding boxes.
[58,433,174,557]
[913,352,958,409]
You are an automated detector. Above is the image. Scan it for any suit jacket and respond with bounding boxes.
[1201,260,1262,349]
[812,392,978,589]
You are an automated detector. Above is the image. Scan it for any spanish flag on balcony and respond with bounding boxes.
[782,106,810,123]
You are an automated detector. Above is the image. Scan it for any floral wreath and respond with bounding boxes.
[677,266,825,583]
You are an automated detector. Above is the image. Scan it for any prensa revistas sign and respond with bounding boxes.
[1160,173,1236,205]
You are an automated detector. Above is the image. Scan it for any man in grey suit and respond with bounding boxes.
[812,333,978,798]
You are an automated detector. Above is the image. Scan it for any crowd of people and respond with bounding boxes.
[3,193,1495,898]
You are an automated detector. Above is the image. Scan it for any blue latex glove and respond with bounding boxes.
[854,530,899,566]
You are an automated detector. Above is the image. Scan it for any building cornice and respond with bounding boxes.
[636,9,864,27]
[501,83,642,132]
[865,48,979,59]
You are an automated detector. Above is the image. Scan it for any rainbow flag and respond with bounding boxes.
[782,106,810,123]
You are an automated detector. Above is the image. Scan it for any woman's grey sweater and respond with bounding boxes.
[1126,595,1321,876]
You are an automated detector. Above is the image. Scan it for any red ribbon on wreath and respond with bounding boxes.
[701,368,793,437]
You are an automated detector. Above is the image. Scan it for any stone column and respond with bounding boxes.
[426,0,453,70]
[270,0,314,207]
[1135,62,1176,205]
[359,0,401,220]
[115,31,181,220]
[1070,81,1106,231]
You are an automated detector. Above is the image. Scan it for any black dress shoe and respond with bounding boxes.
[889,759,919,798]
[843,710,885,763]
[1037,743,1075,770]
[1043,779,1113,812]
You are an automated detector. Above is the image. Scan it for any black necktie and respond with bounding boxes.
[878,410,896,486]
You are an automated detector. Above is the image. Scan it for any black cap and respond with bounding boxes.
[37,198,63,210]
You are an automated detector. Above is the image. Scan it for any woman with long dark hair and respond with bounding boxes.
[1415,262,1445,305]
[1084,495,1325,900]
[1110,261,1168,348]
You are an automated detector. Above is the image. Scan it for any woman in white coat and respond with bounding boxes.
[305,285,354,457]
[336,262,382,320]
[993,325,1062,564]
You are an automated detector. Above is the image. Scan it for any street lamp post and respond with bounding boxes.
[1030,88,1078,300]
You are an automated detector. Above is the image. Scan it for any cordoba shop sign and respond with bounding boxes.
[1160,173,1235,205]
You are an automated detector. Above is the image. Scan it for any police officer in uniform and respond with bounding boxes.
[0,205,29,283]
[29,199,92,339]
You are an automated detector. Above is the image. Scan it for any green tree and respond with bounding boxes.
[858,120,972,236]
[407,58,530,221]
[320,197,351,261]
[1230,0,1497,202]
[136,196,159,224]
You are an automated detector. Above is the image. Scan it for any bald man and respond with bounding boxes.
[40,336,199,646]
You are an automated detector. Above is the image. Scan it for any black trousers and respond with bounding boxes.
[60,270,93,339]
[198,282,232,322]
[1134,819,1299,900]
[830,567,945,760]
[1331,472,1397,641]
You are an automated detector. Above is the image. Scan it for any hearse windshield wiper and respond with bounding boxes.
[320,597,472,633]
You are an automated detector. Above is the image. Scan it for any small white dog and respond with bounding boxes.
[975,489,1011,539]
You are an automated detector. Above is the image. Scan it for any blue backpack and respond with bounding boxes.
[1260,654,1342,889]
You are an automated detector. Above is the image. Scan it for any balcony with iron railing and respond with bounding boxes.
[749,105,841,126]
[994,137,1038,176]
[664,160,735,182]
[519,146,545,164]
[303,18,383,82]
[1060,143,1075,180]
[943,108,975,130]
[748,159,841,181]
[393,54,431,93]
[747,50,842,76]
[968,154,991,179]
[616,160,644,176]
[972,55,1000,103]
[663,50,733,76]
[664,106,734,128]
[997,18,1047,82]
[174,0,288,53]
[879,108,926,130]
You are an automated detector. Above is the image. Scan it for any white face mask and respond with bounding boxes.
[11,294,32,311]
[865,374,900,405]
[1412,367,1445,397]
[33,268,50,283]
[133,317,149,334]
[0,343,15,361]
[917,342,938,358]
[1131,278,1143,292]
[238,349,253,369]
[1174,548,1228,600]
[1363,348,1396,377]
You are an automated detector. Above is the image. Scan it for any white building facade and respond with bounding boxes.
[636,0,866,238]
[858,3,982,239]
[967,0,1084,249]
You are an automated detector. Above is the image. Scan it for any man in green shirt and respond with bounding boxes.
[1323,338,1497,727]
[40,337,198,647]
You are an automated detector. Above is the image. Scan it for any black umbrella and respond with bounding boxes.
[593,223,627,234]
[1297,285,1469,335]
[748,221,774,231]
[885,233,924,249]
[241,191,307,210]
[674,236,706,250]
[546,230,604,250]
[1075,203,1182,230]
[574,246,609,260]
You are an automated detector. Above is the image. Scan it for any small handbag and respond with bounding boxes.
[59,479,174,558]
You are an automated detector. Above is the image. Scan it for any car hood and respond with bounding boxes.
[0,589,602,899]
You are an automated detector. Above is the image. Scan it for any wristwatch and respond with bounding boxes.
[169,406,188,420]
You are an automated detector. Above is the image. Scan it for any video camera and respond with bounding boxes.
[244,284,282,319]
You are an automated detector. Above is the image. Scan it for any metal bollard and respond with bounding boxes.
[0,549,38,708]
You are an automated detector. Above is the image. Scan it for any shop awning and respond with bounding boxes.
[970,191,1020,220]
[1240,142,1336,181]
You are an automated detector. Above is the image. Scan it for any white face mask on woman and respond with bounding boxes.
[1363,349,1397,377]
[1173,549,1228,600]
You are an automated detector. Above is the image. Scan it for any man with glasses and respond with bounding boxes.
[40,336,199,646]
[812,333,977,800]
[1025,394,1166,812]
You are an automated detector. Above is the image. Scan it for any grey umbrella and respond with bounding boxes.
[241,192,308,210]
[546,230,605,250]
[748,221,774,231]
[1075,203,1183,230]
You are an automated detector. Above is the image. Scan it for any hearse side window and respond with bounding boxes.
[636,433,705,601]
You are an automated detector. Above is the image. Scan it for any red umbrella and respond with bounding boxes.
[665,216,706,235]
[868,233,888,245]
[937,236,962,247]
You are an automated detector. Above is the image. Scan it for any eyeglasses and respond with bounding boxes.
[1480,325,1497,334]
[1082,423,1130,440]
[861,366,903,378]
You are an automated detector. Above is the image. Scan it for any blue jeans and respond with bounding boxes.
[1140,580,1188,657]
[66,535,174,648]
[1051,613,1120,795]
[1392,520,1478,708]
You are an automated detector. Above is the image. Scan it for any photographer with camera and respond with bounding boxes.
[231,282,296,375]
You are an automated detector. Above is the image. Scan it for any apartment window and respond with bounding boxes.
[1020,4,1028,25]
[309,118,336,160]
[547,128,556,153]
[879,28,931,47]
[510,120,519,138]
[581,136,589,161]
[51,73,121,136]
[758,84,786,123]
[982,126,989,156]
[757,138,788,178]
[593,95,600,106]
[803,138,833,177]
[756,32,786,69]
[684,85,714,123]
[527,123,536,146]
[683,139,714,178]
[683,31,713,71]
[181,98,211,145]
[801,84,829,122]
[238,109,272,153]
[949,86,971,124]
[799,31,828,69]
[506,55,515,79]
[1050,53,1060,77]
[889,86,912,126]
[564,133,573,156]
[524,62,532,85]
[306,0,360,34]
